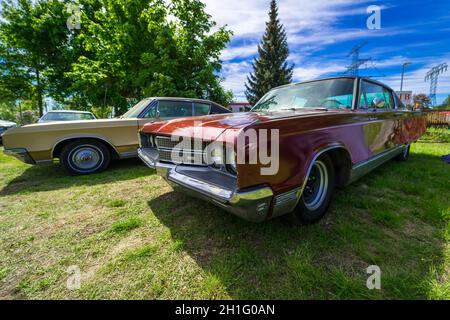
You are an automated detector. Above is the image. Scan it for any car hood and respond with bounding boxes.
[5,118,138,134]
[141,109,335,141]
[141,113,262,141]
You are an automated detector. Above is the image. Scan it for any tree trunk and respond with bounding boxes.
[36,69,43,117]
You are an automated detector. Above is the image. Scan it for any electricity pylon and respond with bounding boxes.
[346,42,371,76]
[425,63,448,106]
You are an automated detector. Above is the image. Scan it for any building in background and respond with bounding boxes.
[395,91,413,108]
[228,102,253,113]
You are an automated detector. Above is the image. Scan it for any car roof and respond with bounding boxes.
[146,97,225,106]
[46,110,94,114]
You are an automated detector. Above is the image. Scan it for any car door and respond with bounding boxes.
[360,80,399,157]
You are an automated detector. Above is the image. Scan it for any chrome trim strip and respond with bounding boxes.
[119,151,138,159]
[349,145,405,183]
[272,187,301,219]
[35,160,53,164]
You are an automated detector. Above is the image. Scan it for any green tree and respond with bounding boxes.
[413,94,431,110]
[245,0,293,104]
[0,0,71,117]
[436,95,450,110]
[0,0,233,117]
[68,0,233,115]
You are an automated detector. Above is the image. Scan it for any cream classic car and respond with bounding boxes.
[2,97,230,175]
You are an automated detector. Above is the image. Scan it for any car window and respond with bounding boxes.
[361,81,393,110]
[42,112,95,121]
[193,103,210,116]
[158,100,193,118]
[323,94,353,109]
[384,88,395,110]
[252,78,355,111]
[141,104,157,118]
[359,92,368,109]
[210,104,230,114]
[394,93,406,110]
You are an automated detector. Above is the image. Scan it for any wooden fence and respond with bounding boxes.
[425,111,450,128]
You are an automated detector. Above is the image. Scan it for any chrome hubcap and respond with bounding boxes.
[71,146,102,170]
[303,160,328,210]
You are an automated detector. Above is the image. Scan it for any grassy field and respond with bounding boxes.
[0,143,449,300]
[419,128,450,143]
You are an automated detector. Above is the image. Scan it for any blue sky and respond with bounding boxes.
[204,0,450,104]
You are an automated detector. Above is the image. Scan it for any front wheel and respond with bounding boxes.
[287,154,335,225]
[60,139,111,175]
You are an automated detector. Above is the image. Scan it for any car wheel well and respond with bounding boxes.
[53,138,119,160]
[322,148,352,188]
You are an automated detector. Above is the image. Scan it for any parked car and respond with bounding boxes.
[2,98,231,175]
[138,77,427,224]
[38,110,97,123]
[0,120,17,144]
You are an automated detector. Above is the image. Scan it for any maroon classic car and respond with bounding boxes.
[138,77,426,224]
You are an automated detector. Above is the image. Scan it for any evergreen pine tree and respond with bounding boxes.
[245,0,294,104]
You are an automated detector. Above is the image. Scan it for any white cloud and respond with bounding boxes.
[293,64,347,81]
[220,43,258,61]
[204,0,375,38]
[382,59,450,101]
[221,61,253,101]
[205,0,448,103]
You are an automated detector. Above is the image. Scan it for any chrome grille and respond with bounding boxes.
[155,136,210,151]
[154,135,210,165]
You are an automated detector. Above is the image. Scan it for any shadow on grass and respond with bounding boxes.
[0,158,154,196]
[148,152,449,299]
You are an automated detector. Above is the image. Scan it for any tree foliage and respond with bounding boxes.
[436,95,450,110]
[0,0,71,117]
[413,94,431,110]
[245,0,293,105]
[0,0,233,119]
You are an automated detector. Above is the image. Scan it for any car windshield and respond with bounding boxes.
[251,78,355,112]
[42,112,96,121]
[121,99,152,118]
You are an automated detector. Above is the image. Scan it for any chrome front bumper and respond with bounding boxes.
[138,148,274,222]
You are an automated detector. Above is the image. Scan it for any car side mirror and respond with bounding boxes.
[371,97,385,110]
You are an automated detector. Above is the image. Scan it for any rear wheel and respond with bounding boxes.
[395,144,410,161]
[60,139,111,175]
[287,154,335,225]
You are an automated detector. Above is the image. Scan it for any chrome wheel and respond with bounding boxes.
[69,145,103,172]
[302,160,329,211]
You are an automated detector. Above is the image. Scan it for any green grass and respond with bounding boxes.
[419,128,450,143]
[0,143,449,299]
